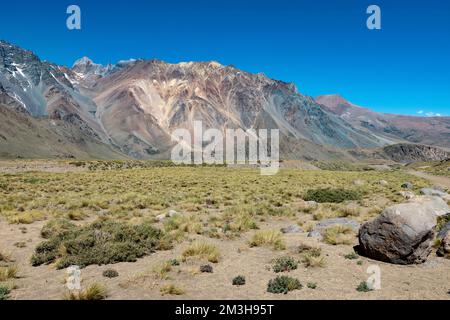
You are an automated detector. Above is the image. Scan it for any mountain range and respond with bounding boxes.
[1,40,449,161]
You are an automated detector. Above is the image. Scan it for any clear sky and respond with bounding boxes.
[0,0,449,116]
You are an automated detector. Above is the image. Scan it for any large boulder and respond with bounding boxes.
[409,196,450,217]
[357,199,441,265]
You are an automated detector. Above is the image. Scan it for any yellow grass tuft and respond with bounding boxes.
[64,283,108,300]
[322,225,355,245]
[160,283,185,296]
[249,230,286,250]
[182,241,220,263]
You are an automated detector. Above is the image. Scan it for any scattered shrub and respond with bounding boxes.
[249,230,285,250]
[160,283,185,296]
[356,281,373,292]
[298,245,325,268]
[322,225,354,245]
[307,282,317,289]
[64,283,108,300]
[0,286,11,300]
[103,269,119,278]
[168,259,180,266]
[232,275,246,286]
[152,262,173,279]
[0,266,18,281]
[267,276,302,294]
[304,188,361,203]
[182,241,220,263]
[31,220,164,269]
[200,265,213,273]
[272,257,298,273]
[344,252,359,260]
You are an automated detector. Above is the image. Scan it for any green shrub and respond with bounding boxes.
[103,269,119,278]
[0,286,11,300]
[31,220,164,269]
[304,188,361,203]
[356,281,373,292]
[267,276,302,294]
[168,259,180,266]
[307,282,317,289]
[344,252,359,260]
[232,275,246,286]
[272,257,298,273]
[200,265,213,273]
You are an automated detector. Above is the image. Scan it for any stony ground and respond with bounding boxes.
[0,160,449,300]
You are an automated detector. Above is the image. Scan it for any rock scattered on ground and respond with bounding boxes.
[308,218,360,238]
[398,191,415,200]
[281,224,302,234]
[401,182,414,189]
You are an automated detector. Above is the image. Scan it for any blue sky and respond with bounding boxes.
[0,0,449,116]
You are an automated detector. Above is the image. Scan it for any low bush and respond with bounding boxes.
[200,265,213,273]
[102,269,119,278]
[356,281,373,292]
[304,188,361,203]
[267,276,302,294]
[232,275,246,286]
[272,257,298,273]
[307,282,317,289]
[31,220,164,269]
[0,286,10,300]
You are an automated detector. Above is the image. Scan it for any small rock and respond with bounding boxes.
[307,230,322,238]
[420,188,448,198]
[353,179,365,186]
[432,185,447,192]
[168,209,178,217]
[399,191,415,200]
[281,224,302,234]
[401,182,413,189]
[155,214,166,221]
[378,180,389,186]
[307,218,360,238]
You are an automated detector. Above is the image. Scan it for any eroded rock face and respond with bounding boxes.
[358,200,439,264]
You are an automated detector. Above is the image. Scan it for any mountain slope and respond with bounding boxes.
[1,40,449,161]
[315,94,450,149]
[0,104,127,159]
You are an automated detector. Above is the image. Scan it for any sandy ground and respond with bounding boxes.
[408,170,450,190]
[1,216,449,300]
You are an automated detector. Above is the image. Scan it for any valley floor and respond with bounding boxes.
[0,161,449,300]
